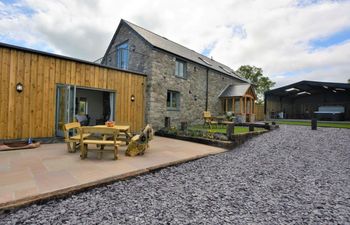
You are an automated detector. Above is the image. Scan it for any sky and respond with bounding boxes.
[1,0,350,88]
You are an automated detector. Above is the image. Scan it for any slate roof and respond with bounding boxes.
[118,19,249,83]
[219,84,252,97]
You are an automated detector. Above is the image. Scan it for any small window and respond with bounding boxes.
[116,42,128,69]
[219,65,232,74]
[78,97,88,115]
[175,59,186,78]
[167,91,180,110]
[198,57,212,66]
[234,97,240,113]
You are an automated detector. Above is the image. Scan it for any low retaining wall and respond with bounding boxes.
[155,129,271,150]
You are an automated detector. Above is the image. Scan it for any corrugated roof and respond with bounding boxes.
[122,20,249,83]
[265,80,350,98]
[219,84,251,97]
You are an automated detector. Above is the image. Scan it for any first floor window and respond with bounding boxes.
[116,42,128,69]
[167,91,180,110]
[175,59,186,78]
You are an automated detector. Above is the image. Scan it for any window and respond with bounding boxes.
[77,97,88,115]
[198,57,212,66]
[175,59,186,78]
[116,42,128,69]
[167,91,180,110]
[219,65,232,74]
[227,99,233,112]
[234,97,240,113]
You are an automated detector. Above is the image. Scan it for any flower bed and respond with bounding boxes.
[155,124,275,149]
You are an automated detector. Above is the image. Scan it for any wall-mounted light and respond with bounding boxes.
[16,83,23,93]
[131,95,135,102]
[130,44,136,52]
[194,95,197,101]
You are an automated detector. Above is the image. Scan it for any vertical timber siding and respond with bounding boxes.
[0,46,146,139]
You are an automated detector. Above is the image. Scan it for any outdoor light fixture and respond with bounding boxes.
[131,95,135,102]
[323,85,328,89]
[335,88,346,91]
[332,90,337,93]
[16,83,23,93]
[130,44,136,52]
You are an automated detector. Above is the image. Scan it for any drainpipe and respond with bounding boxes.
[264,93,267,115]
[205,68,209,111]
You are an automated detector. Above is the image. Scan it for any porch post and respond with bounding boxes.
[250,98,253,114]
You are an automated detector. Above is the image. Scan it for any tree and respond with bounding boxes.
[348,79,350,83]
[236,65,275,103]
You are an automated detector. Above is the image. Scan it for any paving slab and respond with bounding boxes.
[0,136,225,210]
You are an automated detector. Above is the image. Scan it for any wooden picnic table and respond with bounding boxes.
[94,125,131,144]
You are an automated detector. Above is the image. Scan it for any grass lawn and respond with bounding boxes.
[273,120,350,129]
[189,124,266,134]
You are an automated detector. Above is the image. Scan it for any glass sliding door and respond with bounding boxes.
[56,85,75,137]
[109,92,115,121]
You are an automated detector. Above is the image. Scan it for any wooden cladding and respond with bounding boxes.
[0,46,146,139]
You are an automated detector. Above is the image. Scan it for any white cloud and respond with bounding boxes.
[0,0,350,87]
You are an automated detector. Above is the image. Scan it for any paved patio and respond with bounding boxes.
[0,136,225,210]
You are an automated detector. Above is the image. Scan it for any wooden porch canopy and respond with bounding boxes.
[219,84,257,115]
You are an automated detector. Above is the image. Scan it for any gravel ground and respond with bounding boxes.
[1,125,350,225]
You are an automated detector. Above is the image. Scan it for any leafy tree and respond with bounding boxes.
[348,79,350,83]
[236,65,275,103]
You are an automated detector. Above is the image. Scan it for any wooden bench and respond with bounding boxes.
[80,127,122,160]
[64,122,90,153]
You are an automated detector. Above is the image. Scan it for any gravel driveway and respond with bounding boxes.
[1,125,350,224]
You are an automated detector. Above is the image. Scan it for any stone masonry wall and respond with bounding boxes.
[103,23,153,125]
[207,69,246,116]
[148,50,207,129]
[149,49,246,130]
[104,23,248,130]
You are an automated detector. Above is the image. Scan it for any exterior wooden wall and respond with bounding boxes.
[255,104,265,121]
[0,46,146,140]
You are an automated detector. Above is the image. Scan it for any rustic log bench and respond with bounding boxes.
[80,127,122,160]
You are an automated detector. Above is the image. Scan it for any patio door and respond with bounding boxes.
[56,85,75,137]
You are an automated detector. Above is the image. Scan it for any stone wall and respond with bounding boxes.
[103,23,153,125]
[207,69,246,116]
[148,50,207,129]
[103,22,249,130]
[103,23,153,75]
[149,49,246,130]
